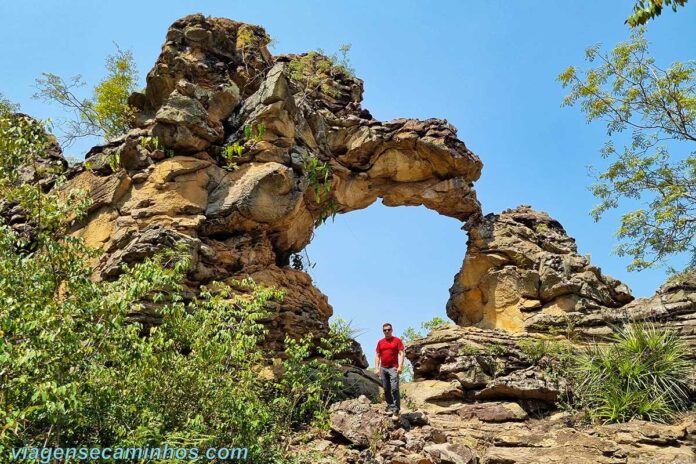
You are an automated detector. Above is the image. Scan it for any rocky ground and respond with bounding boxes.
[292,395,695,463]
[5,13,696,464]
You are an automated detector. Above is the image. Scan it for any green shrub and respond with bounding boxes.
[34,45,138,146]
[401,316,450,382]
[288,44,354,101]
[0,108,351,463]
[574,323,693,423]
[300,152,337,227]
[401,316,450,345]
[272,318,353,434]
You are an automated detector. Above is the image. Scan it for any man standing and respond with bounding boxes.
[374,322,404,418]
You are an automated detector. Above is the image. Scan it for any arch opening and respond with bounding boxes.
[302,200,467,355]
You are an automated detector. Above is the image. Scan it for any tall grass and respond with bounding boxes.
[574,323,693,423]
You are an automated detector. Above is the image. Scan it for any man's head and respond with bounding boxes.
[382,323,393,339]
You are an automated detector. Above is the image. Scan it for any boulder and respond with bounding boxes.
[423,443,476,464]
[329,396,388,448]
[406,326,566,408]
[447,205,634,333]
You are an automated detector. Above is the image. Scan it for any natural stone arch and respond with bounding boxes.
[13,14,696,371]
[59,14,483,365]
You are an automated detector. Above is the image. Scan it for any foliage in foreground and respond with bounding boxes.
[559,29,696,272]
[573,323,692,423]
[34,45,138,146]
[627,0,689,27]
[0,110,351,462]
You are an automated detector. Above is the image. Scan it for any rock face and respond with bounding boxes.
[444,205,696,359]
[447,206,634,332]
[62,14,483,363]
[295,396,696,464]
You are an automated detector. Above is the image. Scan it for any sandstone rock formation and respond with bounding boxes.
[447,206,634,333]
[294,395,696,463]
[405,325,568,410]
[60,14,482,363]
[445,205,696,361]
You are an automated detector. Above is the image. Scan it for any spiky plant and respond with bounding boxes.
[574,323,692,423]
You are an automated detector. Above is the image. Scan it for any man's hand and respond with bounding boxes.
[374,367,380,375]
[397,365,403,375]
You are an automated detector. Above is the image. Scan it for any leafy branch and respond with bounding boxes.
[626,0,689,27]
[558,29,696,271]
[33,45,138,147]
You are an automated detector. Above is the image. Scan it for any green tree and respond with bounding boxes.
[0,94,17,115]
[34,45,138,146]
[627,0,689,27]
[558,30,696,271]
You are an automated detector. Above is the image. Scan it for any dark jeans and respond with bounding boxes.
[380,366,400,412]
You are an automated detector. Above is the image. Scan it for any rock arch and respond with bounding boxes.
[61,14,482,364]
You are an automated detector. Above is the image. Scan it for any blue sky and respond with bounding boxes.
[2,1,694,355]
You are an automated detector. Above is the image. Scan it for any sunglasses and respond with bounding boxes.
[383,328,392,332]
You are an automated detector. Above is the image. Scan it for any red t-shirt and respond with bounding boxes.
[376,337,404,368]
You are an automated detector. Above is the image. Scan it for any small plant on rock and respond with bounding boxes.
[459,343,481,356]
[289,44,354,102]
[223,142,244,160]
[484,342,508,356]
[220,122,265,169]
[301,152,338,227]
[534,223,549,234]
[107,151,121,172]
[244,122,266,142]
[518,338,550,363]
[139,135,160,151]
[303,154,331,203]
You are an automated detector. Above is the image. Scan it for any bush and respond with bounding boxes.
[401,316,450,345]
[272,318,354,433]
[0,107,350,463]
[288,44,353,102]
[401,316,450,382]
[574,323,693,423]
[34,45,138,146]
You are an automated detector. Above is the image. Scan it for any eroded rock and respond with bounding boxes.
[447,206,634,333]
[406,326,567,407]
[62,14,483,364]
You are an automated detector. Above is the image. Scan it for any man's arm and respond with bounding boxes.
[397,350,405,374]
[374,353,381,375]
